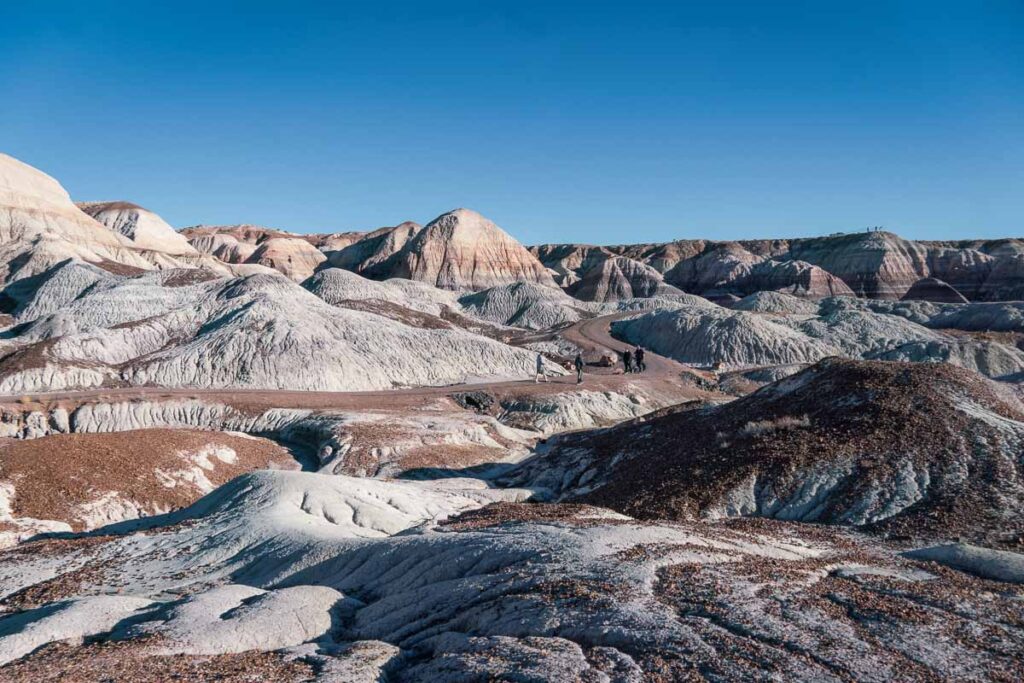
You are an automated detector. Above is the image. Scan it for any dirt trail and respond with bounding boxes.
[563,311,696,377]
[0,315,712,413]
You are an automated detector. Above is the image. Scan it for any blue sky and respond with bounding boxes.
[2,1,1022,245]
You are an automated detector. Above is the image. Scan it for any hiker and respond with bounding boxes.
[534,353,548,383]
[634,345,646,372]
[574,353,584,384]
[623,348,633,374]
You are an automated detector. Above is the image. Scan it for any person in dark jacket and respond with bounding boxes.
[634,345,646,372]
[623,349,633,374]
[574,353,584,384]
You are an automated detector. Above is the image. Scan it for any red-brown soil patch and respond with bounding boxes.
[334,299,452,330]
[88,259,148,276]
[0,429,297,530]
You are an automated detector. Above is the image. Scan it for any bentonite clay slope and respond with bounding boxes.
[0,471,1020,679]
[517,358,1024,545]
[612,297,1024,380]
[0,154,156,283]
[304,267,459,315]
[457,282,588,330]
[363,209,557,291]
[1,270,564,393]
[77,201,198,256]
[244,237,326,281]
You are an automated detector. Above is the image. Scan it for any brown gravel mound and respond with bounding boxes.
[552,358,1024,545]
[0,429,297,531]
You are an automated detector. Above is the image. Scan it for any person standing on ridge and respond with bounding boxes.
[635,345,646,373]
[623,348,633,374]
[535,353,548,383]
[574,353,584,384]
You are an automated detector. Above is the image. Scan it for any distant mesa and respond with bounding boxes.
[531,231,1024,303]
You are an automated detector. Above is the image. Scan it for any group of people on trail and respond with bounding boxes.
[536,352,587,384]
[622,345,645,374]
[534,346,643,384]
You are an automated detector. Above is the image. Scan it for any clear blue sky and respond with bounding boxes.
[2,1,1022,244]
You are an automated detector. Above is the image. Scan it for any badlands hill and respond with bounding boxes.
[518,358,1024,545]
[77,201,198,256]
[188,210,558,293]
[612,293,1024,380]
[359,209,556,291]
[182,223,363,252]
[183,225,330,281]
[0,267,559,393]
[0,154,234,286]
[323,221,421,274]
[565,255,688,302]
[245,237,326,281]
[0,154,159,284]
